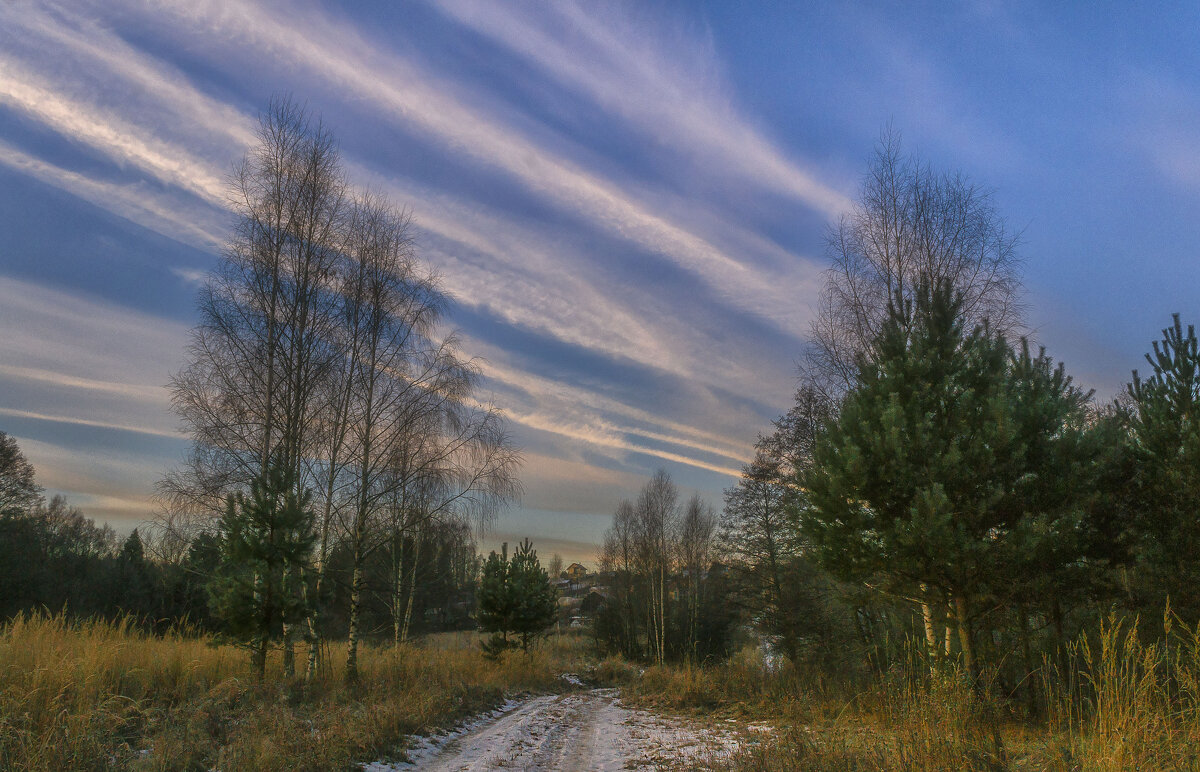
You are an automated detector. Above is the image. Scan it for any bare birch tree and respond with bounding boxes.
[679,494,716,661]
[159,96,520,682]
[600,499,641,658]
[338,194,434,683]
[634,470,680,667]
[807,129,1023,400]
[335,194,521,683]
[163,96,345,676]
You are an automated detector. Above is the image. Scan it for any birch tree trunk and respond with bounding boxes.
[346,556,364,682]
[921,583,938,660]
[954,593,976,681]
[392,528,406,646]
[401,530,422,643]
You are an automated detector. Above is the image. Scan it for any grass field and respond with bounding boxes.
[620,616,1200,771]
[6,613,1200,770]
[0,615,590,771]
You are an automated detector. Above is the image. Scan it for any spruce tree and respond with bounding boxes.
[210,460,316,680]
[118,529,155,618]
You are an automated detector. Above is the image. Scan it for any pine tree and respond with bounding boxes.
[477,543,515,659]
[509,539,557,652]
[803,281,1093,680]
[994,339,1099,681]
[1127,314,1200,620]
[210,459,316,680]
[477,540,556,657]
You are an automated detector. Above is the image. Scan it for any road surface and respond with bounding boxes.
[367,688,744,771]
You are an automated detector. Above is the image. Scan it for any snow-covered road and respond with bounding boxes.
[368,688,743,771]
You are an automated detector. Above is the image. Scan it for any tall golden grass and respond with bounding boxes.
[0,614,587,771]
[636,651,1008,771]
[1042,612,1200,770]
[10,611,1200,771]
[630,615,1200,771]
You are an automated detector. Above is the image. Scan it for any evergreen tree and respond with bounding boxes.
[477,540,556,657]
[477,543,516,658]
[991,340,1100,680]
[117,529,156,619]
[508,539,557,652]
[120,528,145,563]
[210,460,316,680]
[803,282,1093,680]
[1126,314,1200,620]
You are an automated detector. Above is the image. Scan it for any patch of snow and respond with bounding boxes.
[361,697,526,771]
[744,722,777,734]
[367,688,755,771]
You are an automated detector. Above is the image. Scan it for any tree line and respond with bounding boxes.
[6,102,1191,709]
[593,470,738,664]
[0,431,486,644]
[0,98,585,678]
[0,434,177,625]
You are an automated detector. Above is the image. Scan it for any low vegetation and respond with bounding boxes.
[7,603,1200,770]
[604,612,1200,771]
[0,614,588,772]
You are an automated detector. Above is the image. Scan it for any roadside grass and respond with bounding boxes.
[11,611,1200,771]
[623,615,1200,771]
[0,614,591,772]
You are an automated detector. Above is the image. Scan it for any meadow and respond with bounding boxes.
[624,614,1200,771]
[0,615,585,771]
[6,611,1200,770]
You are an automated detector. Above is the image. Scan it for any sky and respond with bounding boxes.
[1,1,1197,565]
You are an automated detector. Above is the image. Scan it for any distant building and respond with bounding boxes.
[580,588,607,616]
[565,562,588,581]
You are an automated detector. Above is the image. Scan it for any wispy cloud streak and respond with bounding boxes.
[97,0,822,332]
[432,0,851,217]
[0,408,178,440]
[0,139,225,251]
[0,0,818,531]
[0,59,227,207]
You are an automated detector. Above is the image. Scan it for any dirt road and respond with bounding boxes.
[367,688,743,771]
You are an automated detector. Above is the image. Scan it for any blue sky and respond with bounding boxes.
[0,1,1196,564]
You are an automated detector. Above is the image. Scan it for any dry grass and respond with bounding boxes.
[637,652,1010,771]
[13,611,1200,771]
[0,614,589,771]
[634,617,1200,771]
[1039,613,1200,770]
